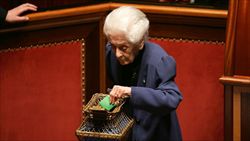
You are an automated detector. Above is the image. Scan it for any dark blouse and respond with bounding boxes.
[120,47,144,87]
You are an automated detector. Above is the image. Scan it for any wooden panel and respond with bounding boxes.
[224,0,238,76]
[148,14,226,41]
[0,2,227,23]
[109,2,227,18]
[221,0,236,139]
[220,75,250,86]
[233,87,241,141]
[221,0,250,140]
[1,3,227,43]
[241,91,250,141]
[223,0,250,76]
[224,85,233,141]
[0,0,93,10]
[235,0,250,76]
[233,87,250,141]
[0,0,229,10]
[220,75,250,141]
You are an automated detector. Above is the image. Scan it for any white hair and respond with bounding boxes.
[103,6,149,45]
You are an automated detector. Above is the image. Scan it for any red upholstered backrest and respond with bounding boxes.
[0,41,83,141]
[150,38,225,141]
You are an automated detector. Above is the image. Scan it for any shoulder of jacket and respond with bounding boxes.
[144,41,169,65]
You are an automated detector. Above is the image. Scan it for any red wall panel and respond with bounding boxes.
[150,38,225,141]
[0,41,83,141]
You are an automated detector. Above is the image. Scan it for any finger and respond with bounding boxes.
[17,6,37,14]
[112,97,118,104]
[24,3,38,9]
[110,96,114,104]
[116,87,123,98]
[112,86,122,103]
[18,3,37,9]
[113,85,121,97]
[110,95,117,104]
[109,88,117,104]
[14,3,37,14]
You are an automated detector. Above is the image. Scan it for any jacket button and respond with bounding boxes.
[136,119,140,124]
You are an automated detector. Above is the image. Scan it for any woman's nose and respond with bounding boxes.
[116,48,123,58]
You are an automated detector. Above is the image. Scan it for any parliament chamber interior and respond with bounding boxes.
[0,0,249,141]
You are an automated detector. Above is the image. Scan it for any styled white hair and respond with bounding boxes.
[103,6,149,45]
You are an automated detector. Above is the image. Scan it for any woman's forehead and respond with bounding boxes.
[109,34,129,45]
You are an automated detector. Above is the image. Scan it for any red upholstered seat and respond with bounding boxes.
[150,38,225,141]
[0,40,83,141]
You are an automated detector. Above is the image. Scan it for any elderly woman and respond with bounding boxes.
[104,6,183,141]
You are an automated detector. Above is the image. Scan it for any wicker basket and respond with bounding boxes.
[83,93,125,121]
[76,112,134,141]
[76,93,134,141]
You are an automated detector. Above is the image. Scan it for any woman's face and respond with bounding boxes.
[109,34,143,65]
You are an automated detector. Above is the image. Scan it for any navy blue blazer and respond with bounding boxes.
[106,41,183,141]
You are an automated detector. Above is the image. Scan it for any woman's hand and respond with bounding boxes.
[109,85,131,104]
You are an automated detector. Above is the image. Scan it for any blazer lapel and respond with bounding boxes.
[137,43,150,87]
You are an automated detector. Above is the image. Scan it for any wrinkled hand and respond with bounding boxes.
[109,85,131,104]
[6,3,37,23]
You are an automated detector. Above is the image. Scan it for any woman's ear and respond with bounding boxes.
[139,40,144,50]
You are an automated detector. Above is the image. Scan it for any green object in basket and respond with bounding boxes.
[99,95,116,111]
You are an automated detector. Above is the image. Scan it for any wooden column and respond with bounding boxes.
[220,0,250,140]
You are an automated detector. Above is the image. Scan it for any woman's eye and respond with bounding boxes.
[120,46,127,51]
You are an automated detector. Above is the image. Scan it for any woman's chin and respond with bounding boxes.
[119,60,130,65]
[119,62,127,65]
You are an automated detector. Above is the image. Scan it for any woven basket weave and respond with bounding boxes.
[76,112,134,141]
[76,93,134,141]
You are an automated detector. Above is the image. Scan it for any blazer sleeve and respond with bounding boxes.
[0,7,7,25]
[130,55,183,115]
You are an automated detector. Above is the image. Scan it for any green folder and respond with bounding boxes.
[99,95,116,111]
